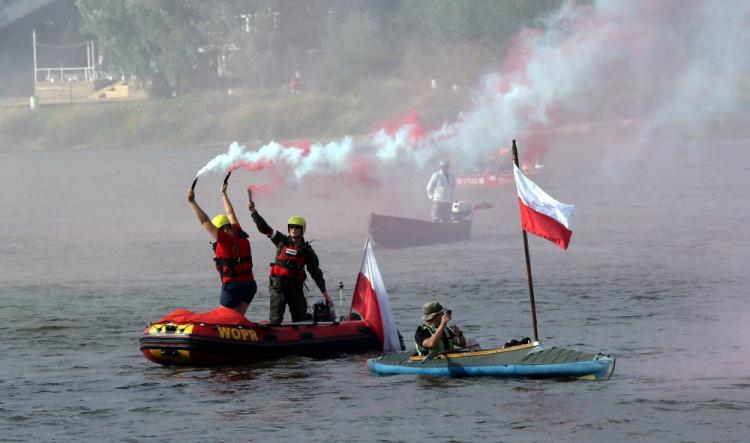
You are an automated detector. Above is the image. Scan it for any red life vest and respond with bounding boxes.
[270,242,307,281]
[213,227,254,284]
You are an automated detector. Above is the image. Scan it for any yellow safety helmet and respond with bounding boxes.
[287,216,306,234]
[212,214,231,228]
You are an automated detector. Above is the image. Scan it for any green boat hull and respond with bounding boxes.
[368,343,615,380]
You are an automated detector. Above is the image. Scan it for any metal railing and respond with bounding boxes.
[35,67,97,83]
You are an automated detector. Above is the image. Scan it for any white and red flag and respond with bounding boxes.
[513,164,575,249]
[350,239,401,352]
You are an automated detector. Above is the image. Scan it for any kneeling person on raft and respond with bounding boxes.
[415,301,467,356]
[187,179,257,315]
[248,201,332,324]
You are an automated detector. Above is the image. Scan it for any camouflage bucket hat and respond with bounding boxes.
[422,301,445,321]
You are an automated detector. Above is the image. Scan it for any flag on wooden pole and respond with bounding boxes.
[513,165,575,249]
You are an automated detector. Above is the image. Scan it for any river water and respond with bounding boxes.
[1,138,748,442]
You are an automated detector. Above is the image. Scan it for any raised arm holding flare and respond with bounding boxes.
[188,175,256,315]
[248,200,332,324]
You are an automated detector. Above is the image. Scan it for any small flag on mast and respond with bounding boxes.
[513,165,575,249]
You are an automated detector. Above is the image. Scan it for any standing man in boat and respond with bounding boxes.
[426,160,456,223]
[415,301,466,356]
[187,180,257,316]
[247,201,333,325]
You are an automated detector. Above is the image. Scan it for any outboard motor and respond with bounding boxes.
[451,200,473,222]
[313,301,335,323]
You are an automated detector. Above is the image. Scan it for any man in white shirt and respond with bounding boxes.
[426,160,456,223]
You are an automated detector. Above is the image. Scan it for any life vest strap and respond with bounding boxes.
[214,256,253,278]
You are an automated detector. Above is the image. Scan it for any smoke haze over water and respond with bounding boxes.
[3,3,750,440]
[196,0,750,190]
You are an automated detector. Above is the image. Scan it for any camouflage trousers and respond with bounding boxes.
[269,276,308,324]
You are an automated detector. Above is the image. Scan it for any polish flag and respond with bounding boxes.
[351,239,401,352]
[513,164,575,249]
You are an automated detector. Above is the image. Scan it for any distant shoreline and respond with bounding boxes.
[0,81,469,152]
[2,84,749,153]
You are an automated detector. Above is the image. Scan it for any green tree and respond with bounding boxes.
[74,0,570,94]
[77,0,222,96]
[316,3,393,89]
[393,0,564,47]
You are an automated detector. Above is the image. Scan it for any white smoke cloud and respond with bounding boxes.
[196,138,354,179]
[642,1,750,138]
[197,0,750,183]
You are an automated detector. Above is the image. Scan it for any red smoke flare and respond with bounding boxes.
[348,155,380,187]
[282,139,311,156]
[247,183,273,199]
[498,28,543,93]
[227,160,283,198]
[375,111,424,146]
[229,159,273,172]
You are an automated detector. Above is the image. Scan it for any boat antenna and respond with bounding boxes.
[512,139,539,342]
[338,281,344,320]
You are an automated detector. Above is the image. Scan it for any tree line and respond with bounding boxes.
[76,0,568,96]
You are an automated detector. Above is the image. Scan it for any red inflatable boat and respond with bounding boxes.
[140,306,383,366]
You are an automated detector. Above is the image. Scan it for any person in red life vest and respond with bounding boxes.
[247,201,332,325]
[187,180,256,315]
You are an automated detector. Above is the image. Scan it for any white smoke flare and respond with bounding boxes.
[197,137,355,180]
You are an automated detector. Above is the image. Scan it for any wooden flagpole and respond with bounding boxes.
[512,140,539,342]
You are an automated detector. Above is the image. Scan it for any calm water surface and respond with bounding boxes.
[1,141,748,442]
